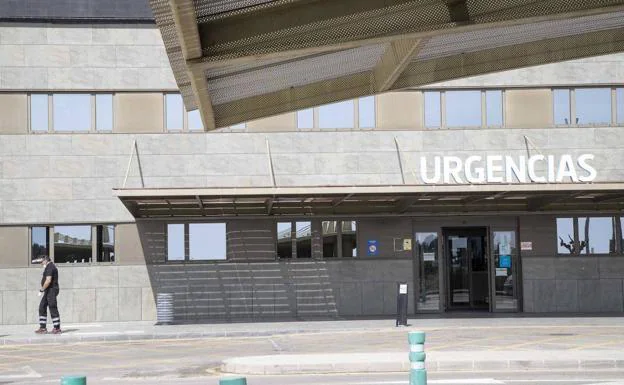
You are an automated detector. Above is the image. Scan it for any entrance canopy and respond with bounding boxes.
[114,183,624,218]
[149,0,624,129]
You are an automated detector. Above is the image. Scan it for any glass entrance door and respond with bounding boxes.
[445,228,489,310]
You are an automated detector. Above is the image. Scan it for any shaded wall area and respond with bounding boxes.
[520,215,624,312]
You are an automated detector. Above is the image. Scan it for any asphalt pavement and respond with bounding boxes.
[1,316,624,384]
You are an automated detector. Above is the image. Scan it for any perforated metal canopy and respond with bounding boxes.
[149,0,624,129]
[115,183,624,218]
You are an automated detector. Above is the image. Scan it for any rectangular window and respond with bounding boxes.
[95,94,113,131]
[167,223,185,261]
[322,221,338,258]
[165,93,184,131]
[277,222,293,259]
[342,220,357,257]
[318,100,354,129]
[322,220,357,258]
[187,109,203,131]
[617,88,624,125]
[189,223,226,260]
[297,108,314,129]
[553,89,571,125]
[30,94,49,132]
[31,226,50,263]
[424,91,441,128]
[446,90,482,128]
[485,90,503,127]
[295,221,312,258]
[358,96,375,128]
[578,217,615,254]
[575,88,611,125]
[96,225,115,262]
[229,123,247,131]
[54,94,91,132]
[415,232,438,311]
[556,217,575,254]
[54,225,92,263]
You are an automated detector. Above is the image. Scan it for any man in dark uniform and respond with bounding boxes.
[35,256,61,334]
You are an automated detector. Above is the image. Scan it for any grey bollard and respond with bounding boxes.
[219,377,247,385]
[61,375,86,385]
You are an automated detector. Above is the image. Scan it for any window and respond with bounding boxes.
[97,225,115,262]
[277,222,293,259]
[553,89,571,125]
[485,90,503,127]
[322,221,338,258]
[446,90,481,127]
[167,223,185,261]
[54,225,92,263]
[424,91,441,128]
[577,217,615,254]
[322,220,357,258]
[318,100,354,129]
[188,109,203,131]
[617,88,624,125]
[557,217,618,255]
[415,232,438,311]
[165,93,184,131]
[166,223,227,261]
[31,226,50,263]
[95,94,113,131]
[229,123,247,131]
[30,94,49,132]
[295,221,312,258]
[358,96,375,128]
[556,217,575,254]
[54,94,91,132]
[297,108,313,129]
[575,88,611,125]
[189,223,226,260]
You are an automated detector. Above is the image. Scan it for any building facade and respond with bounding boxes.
[2,2,624,324]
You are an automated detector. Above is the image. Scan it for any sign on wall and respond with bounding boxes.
[418,154,596,184]
[367,240,378,256]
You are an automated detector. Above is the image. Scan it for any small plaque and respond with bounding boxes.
[403,239,412,251]
[520,241,533,251]
[496,268,508,277]
[399,284,408,294]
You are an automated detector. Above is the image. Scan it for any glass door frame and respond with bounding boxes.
[489,226,522,313]
[442,227,492,312]
[413,229,443,313]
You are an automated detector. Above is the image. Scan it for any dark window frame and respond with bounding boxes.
[29,224,116,265]
[555,215,620,256]
[165,221,228,262]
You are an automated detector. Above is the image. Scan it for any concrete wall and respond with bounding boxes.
[1,127,623,224]
[520,215,624,313]
[430,53,624,88]
[0,23,176,91]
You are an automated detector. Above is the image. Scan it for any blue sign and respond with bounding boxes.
[499,255,512,268]
[367,240,378,256]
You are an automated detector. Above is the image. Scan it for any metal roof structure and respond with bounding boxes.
[114,183,624,218]
[149,0,624,130]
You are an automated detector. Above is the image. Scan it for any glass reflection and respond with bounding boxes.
[493,231,516,310]
[415,232,438,311]
[54,225,92,263]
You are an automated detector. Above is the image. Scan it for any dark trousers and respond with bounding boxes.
[39,288,60,329]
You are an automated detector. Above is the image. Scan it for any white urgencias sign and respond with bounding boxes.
[419,154,596,184]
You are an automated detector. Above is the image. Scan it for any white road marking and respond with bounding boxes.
[269,338,283,352]
[0,366,42,380]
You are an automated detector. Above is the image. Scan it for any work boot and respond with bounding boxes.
[34,328,47,334]
[51,328,62,335]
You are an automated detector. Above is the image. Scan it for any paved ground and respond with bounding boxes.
[1,316,624,384]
